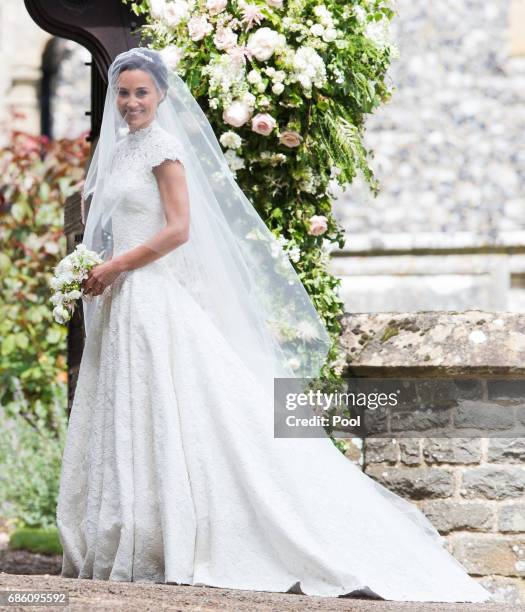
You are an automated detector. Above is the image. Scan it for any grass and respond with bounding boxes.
[8,527,62,555]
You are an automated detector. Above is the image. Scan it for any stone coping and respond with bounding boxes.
[328,231,525,255]
[340,310,525,377]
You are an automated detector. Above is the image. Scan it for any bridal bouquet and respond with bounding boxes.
[49,244,103,324]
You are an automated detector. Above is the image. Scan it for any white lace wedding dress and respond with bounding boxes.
[56,122,492,603]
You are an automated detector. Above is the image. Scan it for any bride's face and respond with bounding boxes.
[116,69,162,132]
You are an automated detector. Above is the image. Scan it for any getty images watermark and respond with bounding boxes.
[273,377,525,438]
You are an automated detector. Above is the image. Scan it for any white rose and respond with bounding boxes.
[246,27,281,61]
[271,82,284,94]
[206,0,227,15]
[310,24,324,37]
[266,0,283,7]
[53,305,70,325]
[223,100,253,127]
[160,46,184,70]
[162,0,191,26]
[214,28,238,50]
[322,28,337,42]
[149,0,167,19]
[66,289,82,300]
[247,69,262,84]
[187,15,213,41]
[49,277,62,291]
[220,131,242,149]
[273,70,285,82]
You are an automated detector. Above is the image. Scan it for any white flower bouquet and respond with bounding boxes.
[48,244,103,325]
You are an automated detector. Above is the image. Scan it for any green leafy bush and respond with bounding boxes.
[0,130,88,528]
[0,130,89,428]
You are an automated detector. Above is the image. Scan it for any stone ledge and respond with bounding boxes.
[340,310,525,376]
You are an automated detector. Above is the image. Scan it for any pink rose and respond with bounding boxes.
[279,130,303,148]
[223,101,253,127]
[308,215,328,236]
[251,113,276,136]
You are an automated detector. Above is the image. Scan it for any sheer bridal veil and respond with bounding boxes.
[81,47,331,386]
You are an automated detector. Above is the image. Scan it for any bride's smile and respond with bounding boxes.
[116,69,162,133]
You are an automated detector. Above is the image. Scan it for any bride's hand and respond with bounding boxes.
[82,260,123,297]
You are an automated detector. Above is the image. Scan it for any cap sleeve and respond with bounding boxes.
[149,133,184,169]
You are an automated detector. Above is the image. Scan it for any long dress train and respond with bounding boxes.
[56,122,492,603]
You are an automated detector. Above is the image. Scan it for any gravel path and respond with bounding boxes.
[0,573,521,612]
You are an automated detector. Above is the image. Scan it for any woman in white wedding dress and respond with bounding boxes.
[56,48,492,603]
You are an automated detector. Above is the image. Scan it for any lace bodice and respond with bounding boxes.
[105,121,184,256]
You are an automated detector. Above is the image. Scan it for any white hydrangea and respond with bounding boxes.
[353,5,367,23]
[205,54,245,104]
[247,69,262,84]
[310,23,324,37]
[322,28,338,43]
[224,149,246,172]
[313,4,334,27]
[365,18,393,49]
[220,131,242,149]
[291,46,327,90]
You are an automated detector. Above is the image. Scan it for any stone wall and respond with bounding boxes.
[340,310,525,604]
[329,0,525,314]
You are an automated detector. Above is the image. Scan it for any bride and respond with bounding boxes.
[56,48,491,603]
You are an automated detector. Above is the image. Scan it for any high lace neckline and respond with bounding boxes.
[127,120,157,141]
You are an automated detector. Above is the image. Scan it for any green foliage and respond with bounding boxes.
[0,394,68,529]
[122,0,396,384]
[0,130,88,529]
[9,526,62,555]
[0,131,89,428]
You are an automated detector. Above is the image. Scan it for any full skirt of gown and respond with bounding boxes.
[56,257,493,603]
